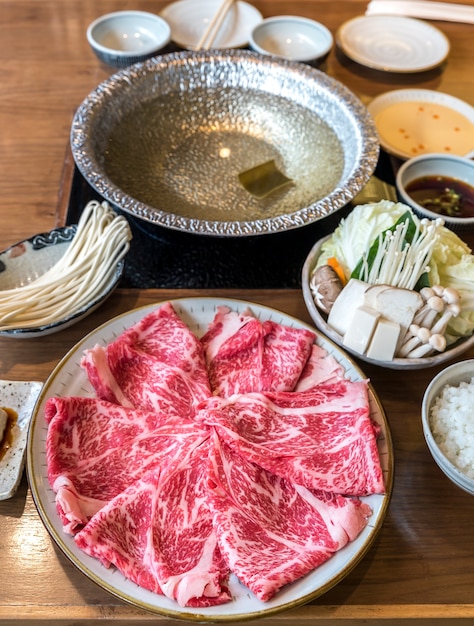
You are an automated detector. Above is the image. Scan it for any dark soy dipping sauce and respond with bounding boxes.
[406,175,474,218]
[0,407,17,461]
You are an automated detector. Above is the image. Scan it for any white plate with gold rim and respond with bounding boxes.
[367,89,474,160]
[27,297,393,622]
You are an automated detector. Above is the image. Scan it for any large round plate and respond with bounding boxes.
[160,0,263,50]
[70,50,379,237]
[27,297,393,621]
[302,237,474,370]
[367,89,474,160]
[336,15,450,73]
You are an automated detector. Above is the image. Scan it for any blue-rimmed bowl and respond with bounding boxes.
[87,11,171,68]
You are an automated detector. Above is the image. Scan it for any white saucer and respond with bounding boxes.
[160,0,263,50]
[336,15,450,73]
[367,89,474,160]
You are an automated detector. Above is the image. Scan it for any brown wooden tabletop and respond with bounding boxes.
[1,1,474,624]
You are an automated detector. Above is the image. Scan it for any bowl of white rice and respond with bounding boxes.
[422,359,474,495]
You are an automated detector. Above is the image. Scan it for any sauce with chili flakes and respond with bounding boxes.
[0,407,18,461]
[374,101,474,158]
[406,175,474,218]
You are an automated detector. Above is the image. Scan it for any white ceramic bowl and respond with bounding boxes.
[249,16,333,63]
[0,226,124,338]
[422,360,474,495]
[87,11,171,68]
[301,235,474,369]
[396,153,474,232]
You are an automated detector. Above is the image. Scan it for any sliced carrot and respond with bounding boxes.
[327,257,347,286]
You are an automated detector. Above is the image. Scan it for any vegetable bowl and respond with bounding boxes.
[302,200,474,369]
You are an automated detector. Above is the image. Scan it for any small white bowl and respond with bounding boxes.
[301,235,474,370]
[396,153,474,232]
[0,226,124,338]
[249,16,333,64]
[422,360,474,495]
[87,11,171,68]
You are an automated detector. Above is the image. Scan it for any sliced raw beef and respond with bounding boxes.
[75,440,231,608]
[260,319,315,392]
[51,476,108,535]
[45,396,209,533]
[207,431,371,601]
[294,343,346,391]
[201,306,314,396]
[74,467,165,597]
[201,306,265,397]
[197,380,384,496]
[81,302,211,416]
[44,301,385,607]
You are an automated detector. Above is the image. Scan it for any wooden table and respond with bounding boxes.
[1,1,474,624]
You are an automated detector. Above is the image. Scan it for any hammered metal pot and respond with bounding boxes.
[71,49,379,237]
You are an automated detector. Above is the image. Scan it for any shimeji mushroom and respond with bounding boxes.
[412,288,445,327]
[397,287,461,358]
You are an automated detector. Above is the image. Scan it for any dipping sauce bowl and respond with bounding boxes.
[396,153,474,231]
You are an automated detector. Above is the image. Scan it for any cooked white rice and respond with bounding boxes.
[430,377,474,479]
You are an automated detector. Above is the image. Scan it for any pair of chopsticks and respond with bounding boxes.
[366,0,474,24]
[196,0,235,50]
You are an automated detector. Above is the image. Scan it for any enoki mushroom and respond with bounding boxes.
[0,200,131,330]
[356,217,443,291]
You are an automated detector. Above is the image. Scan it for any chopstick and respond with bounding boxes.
[366,0,474,24]
[196,0,235,50]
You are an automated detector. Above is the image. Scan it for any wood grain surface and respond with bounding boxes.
[1,0,474,624]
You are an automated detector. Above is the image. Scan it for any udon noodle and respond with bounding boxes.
[0,200,131,330]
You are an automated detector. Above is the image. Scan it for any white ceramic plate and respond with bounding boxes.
[302,237,474,370]
[0,380,43,499]
[0,226,124,338]
[27,297,393,621]
[336,15,449,73]
[160,0,263,50]
[367,89,474,160]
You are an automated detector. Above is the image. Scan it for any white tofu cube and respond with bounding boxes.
[328,279,370,336]
[343,306,380,355]
[364,285,422,335]
[366,318,401,361]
